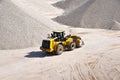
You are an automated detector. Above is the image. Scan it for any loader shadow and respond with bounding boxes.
[25,51,56,58]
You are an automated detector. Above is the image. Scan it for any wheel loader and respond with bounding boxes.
[40,31,84,55]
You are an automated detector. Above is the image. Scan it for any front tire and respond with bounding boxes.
[55,44,64,55]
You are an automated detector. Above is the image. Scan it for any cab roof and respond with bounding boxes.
[52,30,65,33]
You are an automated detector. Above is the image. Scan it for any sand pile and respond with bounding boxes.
[53,0,120,30]
[0,0,67,50]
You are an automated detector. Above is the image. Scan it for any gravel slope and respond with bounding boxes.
[53,0,120,30]
[0,28,120,80]
[0,0,67,50]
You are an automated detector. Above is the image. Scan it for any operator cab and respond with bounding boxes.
[51,31,65,41]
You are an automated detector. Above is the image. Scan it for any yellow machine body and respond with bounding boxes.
[40,31,83,54]
[40,37,73,52]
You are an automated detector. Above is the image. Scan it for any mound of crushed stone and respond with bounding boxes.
[0,0,67,50]
[53,0,120,30]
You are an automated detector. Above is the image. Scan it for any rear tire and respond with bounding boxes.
[69,42,76,50]
[76,39,84,48]
[55,44,64,55]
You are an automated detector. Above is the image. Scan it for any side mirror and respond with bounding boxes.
[69,34,71,37]
[66,34,71,38]
[51,33,54,37]
[47,34,50,38]
[63,32,65,36]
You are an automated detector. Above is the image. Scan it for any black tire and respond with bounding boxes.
[55,44,64,55]
[76,39,84,48]
[69,42,76,50]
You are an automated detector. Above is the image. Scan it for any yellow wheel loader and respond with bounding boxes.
[40,31,84,55]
